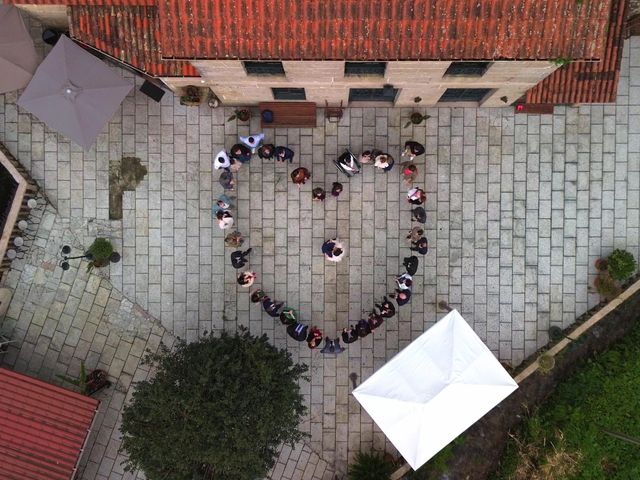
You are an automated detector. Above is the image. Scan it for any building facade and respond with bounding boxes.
[10,0,628,108]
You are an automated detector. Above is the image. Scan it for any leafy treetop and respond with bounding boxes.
[120,328,308,480]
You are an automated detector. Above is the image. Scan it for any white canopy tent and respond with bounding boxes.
[353,310,518,470]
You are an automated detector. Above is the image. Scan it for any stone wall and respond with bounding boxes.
[173,59,559,107]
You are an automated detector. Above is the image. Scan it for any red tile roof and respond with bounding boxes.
[158,0,612,61]
[9,0,155,5]
[0,368,99,480]
[525,0,626,104]
[69,5,199,76]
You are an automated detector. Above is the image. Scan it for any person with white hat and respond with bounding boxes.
[214,150,231,170]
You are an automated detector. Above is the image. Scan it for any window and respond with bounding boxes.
[439,88,492,103]
[243,61,285,76]
[272,88,306,100]
[344,62,387,76]
[349,87,398,103]
[444,62,491,77]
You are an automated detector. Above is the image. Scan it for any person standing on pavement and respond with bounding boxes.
[322,238,345,262]
[231,248,252,269]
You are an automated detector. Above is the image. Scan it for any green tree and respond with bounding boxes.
[120,329,308,480]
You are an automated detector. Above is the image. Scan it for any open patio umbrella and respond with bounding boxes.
[17,35,133,150]
[353,310,518,470]
[0,5,39,94]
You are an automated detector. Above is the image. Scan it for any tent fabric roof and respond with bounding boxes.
[353,310,517,470]
[0,368,99,480]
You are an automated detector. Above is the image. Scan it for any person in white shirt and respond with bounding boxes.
[216,210,234,229]
[214,150,231,170]
[239,133,265,153]
[395,273,413,290]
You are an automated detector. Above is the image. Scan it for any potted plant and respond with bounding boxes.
[179,86,202,106]
[227,108,251,122]
[57,361,112,396]
[606,249,637,282]
[404,112,430,128]
[86,237,115,270]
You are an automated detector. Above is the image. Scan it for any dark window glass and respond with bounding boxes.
[444,62,491,77]
[349,87,398,102]
[244,61,285,76]
[344,62,387,76]
[439,88,492,103]
[272,88,306,100]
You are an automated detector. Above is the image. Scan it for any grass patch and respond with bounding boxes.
[492,320,640,479]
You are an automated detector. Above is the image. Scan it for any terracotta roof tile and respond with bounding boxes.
[525,0,626,104]
[0,368,99,480]
[69,4,198,77]
[9,0,155,5]
[158,0,612,61]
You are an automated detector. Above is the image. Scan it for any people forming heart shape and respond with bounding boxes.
[213,135,429,355]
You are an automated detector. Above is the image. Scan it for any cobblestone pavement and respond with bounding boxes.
[1,15,639,478]
[0,198,174,480]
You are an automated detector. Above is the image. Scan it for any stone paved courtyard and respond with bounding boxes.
[1,17,639,478]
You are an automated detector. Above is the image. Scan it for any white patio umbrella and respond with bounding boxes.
[17,35,132,150]
[353,310,518,470]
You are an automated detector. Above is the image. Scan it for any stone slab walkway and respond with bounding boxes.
[1,15,639,478]
[0,197,174,480]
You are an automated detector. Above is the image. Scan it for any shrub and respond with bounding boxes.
[538,354,555,374]
[594,273,621,301]
[87,238,114,269]
[120,329,308,480]
[348,452,394,480]
[607,249,637,282]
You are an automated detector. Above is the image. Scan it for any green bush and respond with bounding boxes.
[493,314,640,480]
[404,438,463,479]
[348,452,394,480]
[120,329,308,480]
[87,238,114,265]
[607,249,637,282]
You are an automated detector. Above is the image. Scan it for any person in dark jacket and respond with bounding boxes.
[320,337,345,354]
[312,187,326,201]
[368,312,384,331]
[275,146,295,163]
[355,319,372,338]
[403,256,419,276]
[219,171,235,190]
[262,296,283,317]
[375,297,396,318]
[231,248,252,269]
[341,326,359,344]
[258,143,275,160]
[250,289,265,303]
[412,206,427,223]
[402,140,426,160]
[287,322,308,341]
[411,237,429,255]
[230,143,252,163]
[390,289,412,306]
[331,182,343,197]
